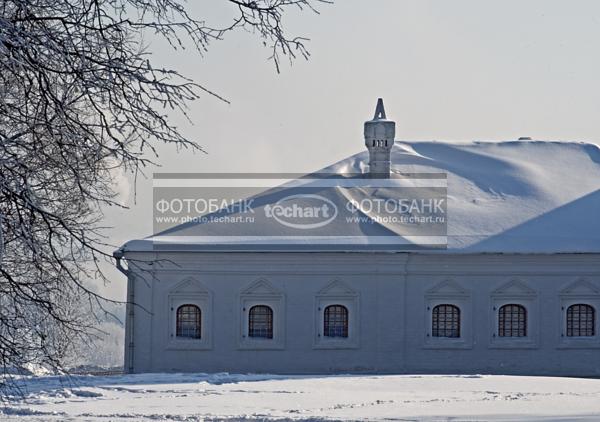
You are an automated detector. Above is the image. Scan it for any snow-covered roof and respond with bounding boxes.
[120,140,600,254]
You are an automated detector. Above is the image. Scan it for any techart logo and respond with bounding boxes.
[264,194,338,230]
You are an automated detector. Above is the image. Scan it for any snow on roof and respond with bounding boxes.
[120,140,600,254]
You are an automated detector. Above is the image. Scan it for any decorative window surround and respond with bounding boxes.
[167,277,212,350]
[314,280,359,349]
[558,278,600,349]
[424,279,472,349]
[489,279,538,349]
[238,278,285,350]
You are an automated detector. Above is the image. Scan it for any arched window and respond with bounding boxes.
[498,304,527,337]
[567,304,595,337]
[176,304,201,339]
[248,305,273,339]
[324,304,349,338]
[432,304,460,338]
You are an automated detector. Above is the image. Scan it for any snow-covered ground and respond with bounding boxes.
[3,373,600,421]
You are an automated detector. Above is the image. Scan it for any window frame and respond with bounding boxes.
[559,299,600,348]
[323,304,349,338]
[175,304,202,339]
[314,281,359,349]
[497,303,527,338]
[566,304,595,337]
[167,288,212,351]
[248,304,274,339]
[558,279,600,349]
[489,280,538,349]
[431,304,461,338]
[424,280,472,349]
[238,279,285,350]
[563,302,597,338]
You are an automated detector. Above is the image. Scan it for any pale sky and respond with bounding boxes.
[100,0,600,300]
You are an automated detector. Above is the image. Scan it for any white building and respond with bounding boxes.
[115,100,600,375]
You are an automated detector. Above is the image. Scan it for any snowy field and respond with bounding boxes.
[2,373,600,421]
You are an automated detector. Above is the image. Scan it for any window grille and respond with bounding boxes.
[324,304,349,338]
[432,304,460,338]
[498,304,527,337]
[567,304,595,337]
[248,305,273,339]
[176,304,201,339]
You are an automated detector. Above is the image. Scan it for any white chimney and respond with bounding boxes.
[364,98,395,178]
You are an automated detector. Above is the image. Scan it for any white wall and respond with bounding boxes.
[122,252,600,376]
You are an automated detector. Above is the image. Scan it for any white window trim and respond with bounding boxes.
[488,281,538,349]
[314,298,359,349]
[558,279,600,349]
[489,298,538,349]
[314,281,359,349]
[167,292,212,350]
[424,280,472,349]
[238,279,285,350]
[558,299,600,349]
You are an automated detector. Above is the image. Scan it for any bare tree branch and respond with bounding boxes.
[0,0,325,386]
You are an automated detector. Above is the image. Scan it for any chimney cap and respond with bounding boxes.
[372,98,387,120]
